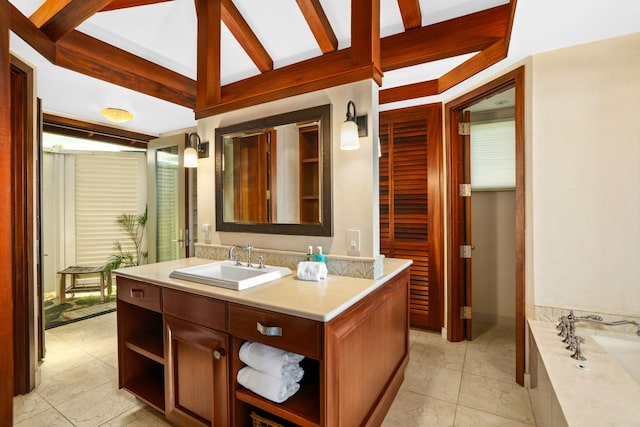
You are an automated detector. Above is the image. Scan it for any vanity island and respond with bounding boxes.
[114,257,411,427]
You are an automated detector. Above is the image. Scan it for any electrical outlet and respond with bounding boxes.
[347,229,360,256]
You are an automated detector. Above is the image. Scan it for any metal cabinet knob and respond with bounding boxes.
[213,348,226,360]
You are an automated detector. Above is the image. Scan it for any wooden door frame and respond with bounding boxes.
[445,66,525,386]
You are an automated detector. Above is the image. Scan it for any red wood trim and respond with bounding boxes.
[397,0,421,30]
[43,113,154,147]
[379,79,438,104]
[39,0,113,42]
[56,30,196,108]
[445,66,526,386]
[100,0,173,12]
[295,0,338,54]
[9,4,56,62]
[196,0,221,110]
[0,1,14,420]
[221,0,273,72]
[381,4,509,71]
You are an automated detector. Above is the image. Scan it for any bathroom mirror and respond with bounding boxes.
[215,104,332,236]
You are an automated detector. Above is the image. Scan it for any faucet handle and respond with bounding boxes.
[570,336,587,361]
[257,256,265,269]
[234,253,242,266]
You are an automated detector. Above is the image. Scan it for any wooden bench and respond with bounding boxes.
[58,266,112,303]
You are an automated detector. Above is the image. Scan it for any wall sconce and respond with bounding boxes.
[340,100,368,150]
[184,132,209,168]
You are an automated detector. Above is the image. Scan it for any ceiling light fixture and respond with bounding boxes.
[184,132,209,168]
[99,107,134,123]
[340,100,367,150]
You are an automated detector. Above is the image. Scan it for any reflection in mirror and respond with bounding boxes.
[215,104,332,236]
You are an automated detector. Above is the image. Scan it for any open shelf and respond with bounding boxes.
[125,334,164,364]
[124,373,165,413]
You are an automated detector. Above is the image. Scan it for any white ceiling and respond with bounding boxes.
[9,0,640,136]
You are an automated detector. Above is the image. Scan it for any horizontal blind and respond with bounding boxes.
[75,154,144,267]
[470,120,516,190]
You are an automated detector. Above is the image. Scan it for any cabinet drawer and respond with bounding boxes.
[229,304,322,359]
[163,288,227,332]
[117,277,162,312]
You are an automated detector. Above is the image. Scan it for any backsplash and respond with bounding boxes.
[194,243,385,279]
[535,305,640,337]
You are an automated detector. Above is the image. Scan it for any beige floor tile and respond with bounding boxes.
[101,405,172,426]
[14,407,74,426]
[454,405,535,426]
[382,389,457,427]
[463,347,515,383]
[401,361,462,403]
[36,358,117,407]
[410,332,467,371]
[458,373,534,425]
[55,379,139,427]
[13,393,52,424]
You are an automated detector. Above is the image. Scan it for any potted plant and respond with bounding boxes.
[104,206,148,279]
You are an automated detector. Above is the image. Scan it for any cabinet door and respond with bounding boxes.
[165,315,229,427]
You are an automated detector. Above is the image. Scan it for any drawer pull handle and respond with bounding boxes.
[130,289,144,298]
[213,349,226,360]
[257,322,282,336]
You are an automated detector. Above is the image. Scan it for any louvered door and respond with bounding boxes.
[379,104,443,330]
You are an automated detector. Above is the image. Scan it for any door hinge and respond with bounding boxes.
[458,122,470,136]
[459,184,471,197]
[460,306,472,319]
[460,245,472,259]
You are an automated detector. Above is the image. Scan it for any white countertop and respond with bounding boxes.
[114,257,412,322]
[528,319,640,426]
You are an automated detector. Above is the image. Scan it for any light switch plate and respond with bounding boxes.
[347,229,360,256]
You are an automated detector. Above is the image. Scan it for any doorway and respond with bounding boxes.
[445,66,525,385]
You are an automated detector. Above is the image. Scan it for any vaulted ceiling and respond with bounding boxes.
[7,0,640,135]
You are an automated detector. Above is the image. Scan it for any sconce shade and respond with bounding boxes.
[341,120,359,150]
[184,146,198,168]
[340,100,360,150]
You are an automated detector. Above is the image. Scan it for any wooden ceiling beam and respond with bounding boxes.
[29,0,72,28]
[437,40,506,93]
[38,0,113,42]
[221,0,272,72]
[56,31,196,108]
[100,0,174,12]
[295,0,338,54]
[9,4,56,62]
[381,4,509,71]
[350,0,381,81]
[196,0,221,109]
[397,0,421,30]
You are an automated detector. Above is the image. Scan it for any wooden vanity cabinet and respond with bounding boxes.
[116,266,410,427]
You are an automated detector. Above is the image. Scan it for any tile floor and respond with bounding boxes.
[14,313,536,426]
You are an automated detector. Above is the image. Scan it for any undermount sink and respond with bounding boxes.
[169,260,292,290]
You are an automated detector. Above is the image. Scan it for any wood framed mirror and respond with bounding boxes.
[215,104,332,236]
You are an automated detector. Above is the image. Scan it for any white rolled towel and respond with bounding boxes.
[239,341,304,379]
[237,366,301,403]
[296,261,328,281]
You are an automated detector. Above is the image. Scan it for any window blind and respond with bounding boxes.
[470,120,516,190]
[74,154,145,267]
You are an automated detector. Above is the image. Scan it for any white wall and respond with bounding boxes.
[531,33,640,315]
[197,80,380,258]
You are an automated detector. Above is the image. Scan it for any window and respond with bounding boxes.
[470,120,516,190]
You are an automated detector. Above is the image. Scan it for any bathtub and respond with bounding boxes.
[528,320,640,427]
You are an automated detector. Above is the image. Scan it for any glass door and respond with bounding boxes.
[147,134,188,262]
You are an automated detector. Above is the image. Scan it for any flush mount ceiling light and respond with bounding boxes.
[100,107,133,123]
[340,100,367,150]
[184,132,209,168]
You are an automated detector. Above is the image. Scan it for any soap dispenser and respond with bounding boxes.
[306,246,314,261]
[315,246,326,263]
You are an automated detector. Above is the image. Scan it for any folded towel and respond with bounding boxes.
[237,366,301,403]
[239,341,304,378]
[296,261,328,281]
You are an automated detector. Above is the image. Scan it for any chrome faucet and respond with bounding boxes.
[228,242,253,267]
